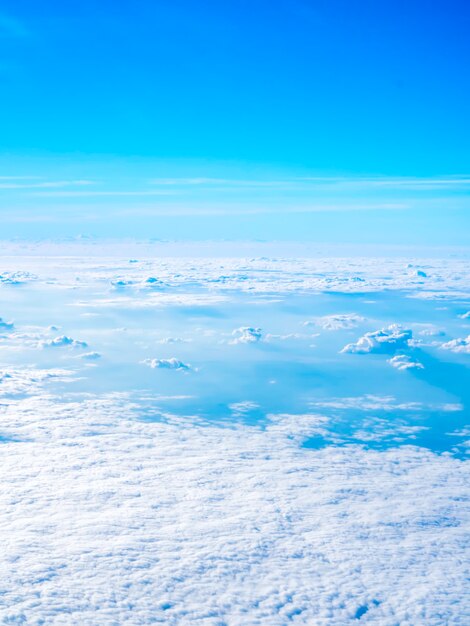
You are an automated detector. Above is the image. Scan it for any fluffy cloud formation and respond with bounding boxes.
[441,335,470,354]
[0,368,73,397]
[341,324,412,354]
[40,335,88,349]
[388,354,424,371]
[304,313,364,330]
[0,386,468,625]
[231,326,263,344]
[142,357,192,371]
[0,271,36,285]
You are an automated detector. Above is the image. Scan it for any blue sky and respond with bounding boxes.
[0,0,469,242]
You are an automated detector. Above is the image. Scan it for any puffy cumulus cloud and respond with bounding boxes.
[441,335,470,354]
[231,327,263,344]
[40,335,88,349]
[142,357,192,371]
[388,354,424,371]
[111,276,167,290]
[304,313,365,331]
[0,390,468,625]
[341,324,412,354]
[0,271,36,285]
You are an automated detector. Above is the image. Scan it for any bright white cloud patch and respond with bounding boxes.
[388,354,424,371]
[341,324,412,354]
[142,357,192,371]
[231,326,263,344]
[0,383,468,625]
[304,313,365,330]
[441,335,470,354]
[0,246,469,625]
[40,335,88,348]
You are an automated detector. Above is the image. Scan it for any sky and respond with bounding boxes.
[0,0,469,243]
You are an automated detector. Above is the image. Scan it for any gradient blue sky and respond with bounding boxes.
[1,0,469,243]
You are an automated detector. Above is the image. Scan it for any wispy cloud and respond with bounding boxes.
[148,175,470,190]
[29,190,177,198]
[0,180,94,190]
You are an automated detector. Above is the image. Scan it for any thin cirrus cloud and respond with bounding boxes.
[147,175,470,190]
[0,180,95,190]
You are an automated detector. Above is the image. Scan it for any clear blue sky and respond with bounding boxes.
[1,1,469,243]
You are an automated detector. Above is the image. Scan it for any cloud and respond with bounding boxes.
[388,354,424,371]
[230,327,263,344]
[441,335,470,354]
[264,332,318,342]
[0,271,36,285]
[0,386,468,625]
[304,313,365,330]
[147,175,470,190]
[0,180,94,190]
[156,337,191,344]
[77,351,101,360]
[0,367,73,397]
[229,401,260,416]
[40,335,88,349]
[0,317,14,330]
[341,324,413,354]
[142,357,192,371]
[309,395,462,413]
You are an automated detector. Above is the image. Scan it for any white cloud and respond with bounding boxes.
[0,271,36,285]
[441,335,470,354]
[0,317,14,330]
[309,395,462,413]
[40,335,88,349]
[156,337,191,344]
[229,401,260,416]
[388,354,424,371]
[304,313,365,330]
[417,325,445,337]
[264,332,318,342]
[0,367,73,397]
[230,326,263,344]
[77,351,101,360]
[0,386,468,625]
[341,324,412,354]
[142,357,192,371]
